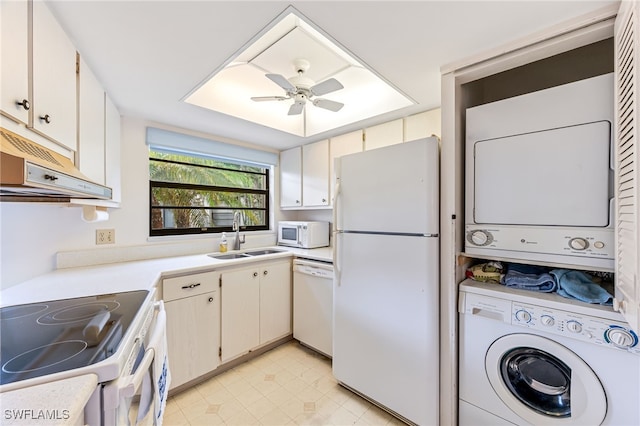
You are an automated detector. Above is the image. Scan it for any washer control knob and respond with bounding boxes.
[540,315,555,327]
[569,237,589,250]
[468,230,492,246]
[566,320,582,333]
[605,326,638,349]
[515,310,532,323]
[594,241,605,249]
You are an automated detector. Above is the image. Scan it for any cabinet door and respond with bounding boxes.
[614,0,640,333]
[302,139,330,207]
[78,57,105,184]
[330,130,363,204]
[32,1,77,150]
[220,267,260,362]
[404,109,442,142]
[259,261,292,344]
[165,291,220,389]
[105,95,121,202]
[280,146,302,207]
[364,119,403,150]
[0,0,30,125]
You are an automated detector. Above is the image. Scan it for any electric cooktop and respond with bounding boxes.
[0,290,149,386]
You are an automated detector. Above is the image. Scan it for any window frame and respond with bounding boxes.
[149,152,270,237]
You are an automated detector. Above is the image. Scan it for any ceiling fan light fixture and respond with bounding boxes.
[252,58,344,116]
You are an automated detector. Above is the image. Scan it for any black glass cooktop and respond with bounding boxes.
[0,290,149,386]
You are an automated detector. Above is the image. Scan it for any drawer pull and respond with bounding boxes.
[208,297,214,303]
[253,272,259,277]
[181,283,201,289]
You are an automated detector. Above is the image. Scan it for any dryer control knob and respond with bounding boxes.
[541,315,555,327]
[469,230,490,246]
[605,326,638,349]
[515,310,532,323]
[566,320,582,333]
[569,237,589,250]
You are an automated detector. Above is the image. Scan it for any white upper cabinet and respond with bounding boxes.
[78,57,106,185]
[330,130,363,203]
[614,0,640,333]
[364,119,403,150]
[404,109,442,142]
[31,0,77,151]
[0,0,30,125]
[302,139,330,207]
[280,146,302,208]
[105,95,121,203]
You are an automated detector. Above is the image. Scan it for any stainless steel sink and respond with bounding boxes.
[208,253,250,260]
[244,249,286,256]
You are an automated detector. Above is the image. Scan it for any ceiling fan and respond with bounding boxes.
[251,59,344,116]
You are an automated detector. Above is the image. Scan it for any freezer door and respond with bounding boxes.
[333,232,439,425]
[336,137,439,235]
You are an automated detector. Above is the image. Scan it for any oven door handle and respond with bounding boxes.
[121,301,166,399]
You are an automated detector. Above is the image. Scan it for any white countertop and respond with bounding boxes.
[1,245,333,307]
[0,374,97,425]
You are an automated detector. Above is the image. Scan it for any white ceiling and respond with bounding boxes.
[47,0,618,151]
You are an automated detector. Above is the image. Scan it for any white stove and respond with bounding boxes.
[0,288,168,425]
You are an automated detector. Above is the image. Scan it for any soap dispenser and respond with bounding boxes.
[219,232,228,252]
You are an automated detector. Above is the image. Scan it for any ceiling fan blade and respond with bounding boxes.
[312,98,344,112]
[250,96,289,102]
[310,78,343,96]
[288,101,305,116]
[266,74,296,92]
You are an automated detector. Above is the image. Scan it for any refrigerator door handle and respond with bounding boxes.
[333,180,341,285]
[334,231,341,286]
[332,180,341,232]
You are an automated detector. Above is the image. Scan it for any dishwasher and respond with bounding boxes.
[293,258,334,357]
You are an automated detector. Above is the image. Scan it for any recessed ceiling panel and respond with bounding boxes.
[251,27,349,81]
[183,7,415,137]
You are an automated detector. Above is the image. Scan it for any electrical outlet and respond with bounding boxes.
[96,229,115,245]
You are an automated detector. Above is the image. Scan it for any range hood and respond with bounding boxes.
[0,127,112,201]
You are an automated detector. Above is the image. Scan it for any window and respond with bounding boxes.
[149,148,270,236]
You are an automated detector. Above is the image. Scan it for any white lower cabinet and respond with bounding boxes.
[221,260,291,363]
[163,271,220,390]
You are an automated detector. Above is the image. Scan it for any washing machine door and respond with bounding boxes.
[486,334,607,425]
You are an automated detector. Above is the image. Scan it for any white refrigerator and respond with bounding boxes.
[333,137,439,426]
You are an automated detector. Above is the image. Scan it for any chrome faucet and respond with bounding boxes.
[232,211,244,250]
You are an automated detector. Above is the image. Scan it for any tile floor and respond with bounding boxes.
[162,341,407,425]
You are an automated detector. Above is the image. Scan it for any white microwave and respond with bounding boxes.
[277,221,330,249]
[465,73,615,270]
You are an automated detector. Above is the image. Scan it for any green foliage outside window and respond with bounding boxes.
[149,149,269,236]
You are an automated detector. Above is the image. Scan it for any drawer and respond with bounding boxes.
[163,271,220,302]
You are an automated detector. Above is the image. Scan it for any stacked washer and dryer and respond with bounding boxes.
[460,73,640,425]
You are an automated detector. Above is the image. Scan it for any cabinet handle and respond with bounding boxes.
[322,198,327,203]
[263,270,268,276]
[16,99,30,111]
[39,114,51,124]
[208,297,214,303]
[253,272,258,277]
[181,283,201,289]
[296,200,300,204]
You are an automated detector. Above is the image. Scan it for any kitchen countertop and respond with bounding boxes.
[0,245,332,421]
[1,245,333,307]
[1,374,97,425]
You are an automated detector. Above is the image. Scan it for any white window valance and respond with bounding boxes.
[146,127,278,166]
